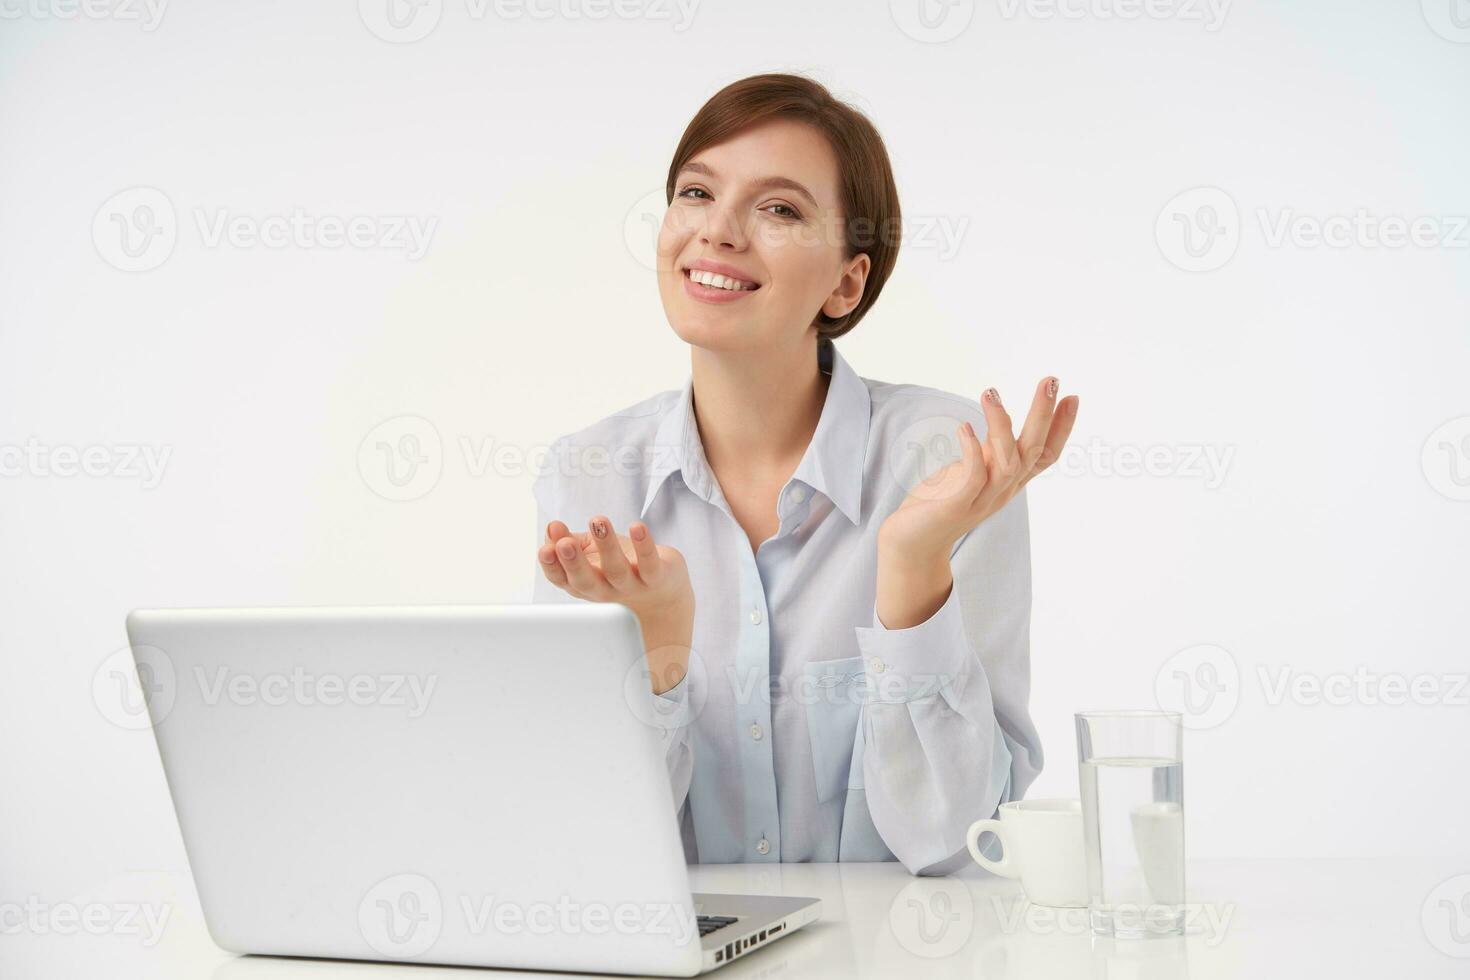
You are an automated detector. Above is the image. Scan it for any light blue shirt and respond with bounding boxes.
[531,341,1042,875]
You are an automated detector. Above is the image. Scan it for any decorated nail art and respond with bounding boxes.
[985,387,1002,407]
[1046,378,1059,399]
[590,519,608,539]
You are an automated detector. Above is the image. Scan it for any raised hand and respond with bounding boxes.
[881,378,1079,560]
[874,378,1078,629]
[538,516,695,694]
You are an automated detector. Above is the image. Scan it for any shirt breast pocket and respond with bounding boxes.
[803,656,867,804]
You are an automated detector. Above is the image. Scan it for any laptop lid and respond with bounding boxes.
[126,603,704,977]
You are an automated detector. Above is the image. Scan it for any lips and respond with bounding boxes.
[681,259,761,291]
[682,268,758,304]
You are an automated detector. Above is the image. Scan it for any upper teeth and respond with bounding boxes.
[688,269,755,291]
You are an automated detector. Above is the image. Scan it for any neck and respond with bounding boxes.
[689,334,830,480]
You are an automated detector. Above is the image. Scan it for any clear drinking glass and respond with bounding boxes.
[1075,710,1185,938]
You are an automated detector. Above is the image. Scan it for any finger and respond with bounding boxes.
[957,420,990,506]
[1016,377,1059,476]
[555,534,607,598]
[546,520,592,549]
[588,516,635,590]
[982,387,1019,482]
[1034,395,1080,473]
[538,542,570,589]
[629,520,663,584]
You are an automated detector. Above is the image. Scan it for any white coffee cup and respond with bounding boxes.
[966,798,1089,908]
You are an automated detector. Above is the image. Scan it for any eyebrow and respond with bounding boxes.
[676,161,819,208]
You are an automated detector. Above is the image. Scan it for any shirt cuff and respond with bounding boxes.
[852,581,970,704]
[648,672,691,735]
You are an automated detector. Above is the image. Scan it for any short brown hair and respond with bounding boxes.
[665,73,902,343]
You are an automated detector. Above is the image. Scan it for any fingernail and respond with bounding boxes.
[962,421,975,439]
[540,549,557,565]
[590,519,608,539]
[557,540,577,559]
[1046,377,1059,399]
[546,521,556,537]
[985,387,1002,407]
[631,523,647,541]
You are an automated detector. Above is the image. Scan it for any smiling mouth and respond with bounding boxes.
[683,267,760,292]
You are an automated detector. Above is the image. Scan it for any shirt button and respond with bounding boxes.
[749,722,763,741]
[869,657,886,674]
[750,607,762,625]
[756,838,771,855]
[789,486,807,504]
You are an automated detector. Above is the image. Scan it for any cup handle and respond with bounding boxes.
[966,818,1016,878]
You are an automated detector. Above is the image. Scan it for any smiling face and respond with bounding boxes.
[656,117,871,355]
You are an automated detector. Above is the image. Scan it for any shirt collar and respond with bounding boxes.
[641,341,871,524]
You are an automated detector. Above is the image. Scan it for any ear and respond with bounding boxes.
[821,252,871,320]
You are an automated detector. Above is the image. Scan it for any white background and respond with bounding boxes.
[1,0,1467,908]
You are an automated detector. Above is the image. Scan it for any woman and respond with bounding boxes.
[532,73,1079,876]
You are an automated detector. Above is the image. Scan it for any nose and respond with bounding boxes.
[698,199,750,252]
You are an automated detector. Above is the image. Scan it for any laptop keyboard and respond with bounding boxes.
[697,915,739,936]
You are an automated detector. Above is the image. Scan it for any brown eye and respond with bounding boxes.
[765,203,801,219]
[677,186,711,200]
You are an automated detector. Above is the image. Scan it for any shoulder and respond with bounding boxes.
[531,386,681,504]
[860,374,990,443]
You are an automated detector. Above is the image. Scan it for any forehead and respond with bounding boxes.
[680,118,840,208]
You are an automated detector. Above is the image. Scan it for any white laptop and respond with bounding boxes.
[125,603,820,976]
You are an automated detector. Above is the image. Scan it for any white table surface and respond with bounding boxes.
[5,858,1467,979]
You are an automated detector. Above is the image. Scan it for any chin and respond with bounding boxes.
[664,312,756,352]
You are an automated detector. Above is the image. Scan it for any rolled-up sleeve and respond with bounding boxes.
[851,487,1044,875]
[531,465,695,811]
